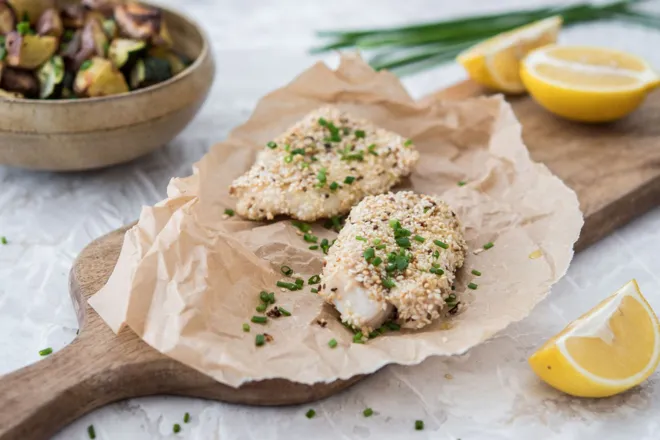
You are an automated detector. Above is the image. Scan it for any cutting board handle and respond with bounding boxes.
[0,338,110,440]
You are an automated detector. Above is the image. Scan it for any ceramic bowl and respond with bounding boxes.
[0,3,214,171]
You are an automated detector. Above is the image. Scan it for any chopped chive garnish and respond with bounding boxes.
[308,274,321,285]
[291,148,306,155]
[415,420,424,430]
[396,237,411,248]
[267,141,277,149]
[389,219,401,229]
[278,307,291,316]
[343,127,351,135]
[173,424,181,433]
[295,278,304,288]
[291,221,311,233]
[458,180,467,186]
[256,304,267,313]
[385,321,400,331]
[363,408,374,417]
[267,292,276,303]
[255,334,265,346]
[328,338,337,348]
[38,347,52,356]
[318,118,328,127]
[259,291,271,303]
[355,130,366,138]
[300,162,310,169]
[309,245,319,250]
[356,236,367,241]
[434,240,449,249]
[344,176,355,184]
[284,155,293,163]
[87,425,96,439]
[430,267,444,276]
[16,21,30,35]
[373,238,381,245]
[387,252,397,262]
[375,244,386,250]
[483,242,494,250]
[433,250,439,259]
[311,288,319,293]
[471,269,482,276]
[363,247,375,262]
[184,413,190,423]
[304,233,318,243]
[224,208,234,216]
[276,281,298,290]
[243,323,250,332]
[424,207,431,213]
[353,332,364,343]
[404,139,413,146]
[341,151,364,161]
[251,316,267,324]
[413,235,425,243]
[382,277,396,288]
[372,256,382,266]
[284,144,291,152]
[281,265,293,276]
[367,144,378,156]
[446,294,457,306]
[385,262,396,272]
[468,282,478,290]
[1,236,7,244]
[306,409,316,419]
[329,181,339,191]
[316,168,327,185]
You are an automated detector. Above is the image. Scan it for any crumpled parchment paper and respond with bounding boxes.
[89,54,583,387]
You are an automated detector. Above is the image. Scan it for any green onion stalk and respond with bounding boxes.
[313,0,653,75]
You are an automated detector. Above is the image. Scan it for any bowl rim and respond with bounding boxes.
[1,2,211,106]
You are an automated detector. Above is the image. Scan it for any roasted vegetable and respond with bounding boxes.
[0,88,23,98]
[108,37,144,69]
[61,4,85,28]
[81,16,107,57]
[1,65,37,97]
[129,56,170,89]
[114,2,172,47]
[0,2,16,35]
[148,46,188,75]
[5,31,57,69]
[37,54,63,98]
[74,56,128,97]
[36,8,62,38]
[7,0,53,25]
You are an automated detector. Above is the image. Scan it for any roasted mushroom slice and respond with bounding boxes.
[74,56,128,97]
[81,17,108,57]
[37,54,63,98]
[36,8,63,38]
[129,56,171,89]
[108,38,144,70]
[5,31,57,69]
[1,66,38,97]
[8,0,54,25]
[61,4,85,28]
[114,2,172,47]
[0,2,16,35]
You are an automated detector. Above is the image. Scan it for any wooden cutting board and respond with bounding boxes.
[1,80,660,440]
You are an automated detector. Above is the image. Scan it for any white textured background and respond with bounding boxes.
[1,0,660,439]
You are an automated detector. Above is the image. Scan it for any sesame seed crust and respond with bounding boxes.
[319,191,468,334]
[228,106,419,221]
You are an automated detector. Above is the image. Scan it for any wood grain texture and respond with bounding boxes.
[0,4,215,171]
[0,225,363,440]
[427,80,660,251]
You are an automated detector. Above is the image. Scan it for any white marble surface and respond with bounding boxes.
[1,0,660,438]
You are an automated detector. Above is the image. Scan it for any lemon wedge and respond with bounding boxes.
[529,280,660,398]
[521,45,660,122]
[457,16,561,94]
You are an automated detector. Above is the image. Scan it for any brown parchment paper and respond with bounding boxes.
[89,54,583,387]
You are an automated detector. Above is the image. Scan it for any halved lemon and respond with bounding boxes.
[457,16,562,94]
[529,280,660,398]
[521,45,660,122]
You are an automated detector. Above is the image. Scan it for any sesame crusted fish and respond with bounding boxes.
[229,106,419,221]
[318,191,468,335]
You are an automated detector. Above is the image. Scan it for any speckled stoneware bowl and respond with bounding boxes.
[0,3,214,171]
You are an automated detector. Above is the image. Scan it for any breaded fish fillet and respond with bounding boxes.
[229,106,419,221]
[319,192,468,334]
